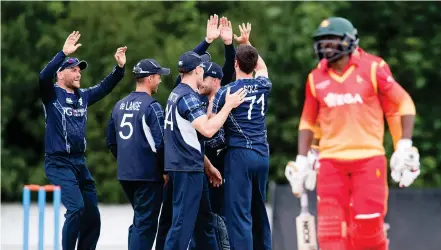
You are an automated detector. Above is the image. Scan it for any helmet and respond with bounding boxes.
[313,17,359,62]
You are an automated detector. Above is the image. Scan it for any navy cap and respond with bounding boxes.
[57,57,88,72]
[201,62,223,79]
[177,51,211,73]
[133,59,171,78]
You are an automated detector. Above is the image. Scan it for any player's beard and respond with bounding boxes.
[324,48,336,59]
[152,84,159,94]
[68,77,81,89]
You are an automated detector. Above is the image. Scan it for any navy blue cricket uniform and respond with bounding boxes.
[106,92,165,250]
[163,79,219,250]
[212,76,273,250]
[156,40,215,250]
[40,51,124,250]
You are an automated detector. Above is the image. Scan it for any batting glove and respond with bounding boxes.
[285,154,316,197]
[307,148,320,171]
[390,139,420,187]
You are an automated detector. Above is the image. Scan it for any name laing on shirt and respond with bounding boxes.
[119,101,142,111]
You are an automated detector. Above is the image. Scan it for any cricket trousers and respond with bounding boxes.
[44,154,101,250]
[208,148,227,217]
[317,155,388,250]
[120,181,162,250]
[188,148,229,250]
[156,179,173,250]
[224,148,272,250]
[163,171,219,250]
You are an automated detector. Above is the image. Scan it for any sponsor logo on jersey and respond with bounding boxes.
[356,75,366,84]
[63,107,87,117]
[316,80,330,89]
[324,93,363,107]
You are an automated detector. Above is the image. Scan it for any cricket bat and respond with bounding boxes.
[296,192,318,250]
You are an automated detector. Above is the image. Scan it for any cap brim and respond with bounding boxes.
[69,60,88,70]
[158,68,171,75]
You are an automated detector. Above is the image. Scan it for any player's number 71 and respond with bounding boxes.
[244,94,264,120]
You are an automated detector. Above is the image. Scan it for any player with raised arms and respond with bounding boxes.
[211,22,272,250]
[162,49,246,250]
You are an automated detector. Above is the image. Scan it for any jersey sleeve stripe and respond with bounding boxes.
[142,114,157,153]
[379,60,386,67]
[370,61,379,94]
[308,73,316,98]
[299,120,315,131]
[398,97,416,115]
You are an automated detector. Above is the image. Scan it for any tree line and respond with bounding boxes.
[2,1,440,203]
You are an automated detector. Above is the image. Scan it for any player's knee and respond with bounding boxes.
[350,213,387,250]
[317,198,349,250]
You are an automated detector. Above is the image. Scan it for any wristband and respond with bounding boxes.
[397,139,412,150]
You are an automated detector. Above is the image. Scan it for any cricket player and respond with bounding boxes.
[285,17,420,250]
[106,58,170,249]
[40,31,126,250]
[211,23,272,250]
[163,50,246,250]
[156,15,235,250]
[189,16,237,250]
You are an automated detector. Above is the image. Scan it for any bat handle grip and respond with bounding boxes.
[300,192,309,211]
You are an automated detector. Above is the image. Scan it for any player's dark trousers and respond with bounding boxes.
[208,149,227,218]
[44,154,101,250]
[224,148,272,250]
[164,171,219,250]
[155,179,173,250]
[120,181,162,250]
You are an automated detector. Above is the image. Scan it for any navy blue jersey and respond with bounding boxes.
[107,92,164,181]
[212,76,272,156]
[39,51,125,155]
[164,84,207,172]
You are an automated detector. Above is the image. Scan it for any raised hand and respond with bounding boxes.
[234,22,252,45]
[63,31,82,56]
[220,16,233,45]
[205,14,220,44]
[114,46,127,67]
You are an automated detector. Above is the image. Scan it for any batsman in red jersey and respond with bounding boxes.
[285,17,421,250]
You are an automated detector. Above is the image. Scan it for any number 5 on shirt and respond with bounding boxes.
[244,94,265,120]
[119,113,134,139]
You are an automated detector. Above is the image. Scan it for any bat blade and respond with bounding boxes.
[296,193,318,250]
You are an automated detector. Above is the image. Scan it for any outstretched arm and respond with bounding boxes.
[39,52,65,103]
[234,22,268,78]
[84,47,127,106]
[39,31,82,103]
[174,15,219,86]
[219,17,236,85]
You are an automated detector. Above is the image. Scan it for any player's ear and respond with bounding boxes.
[148,75,155,83]
[57,71,64,80]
